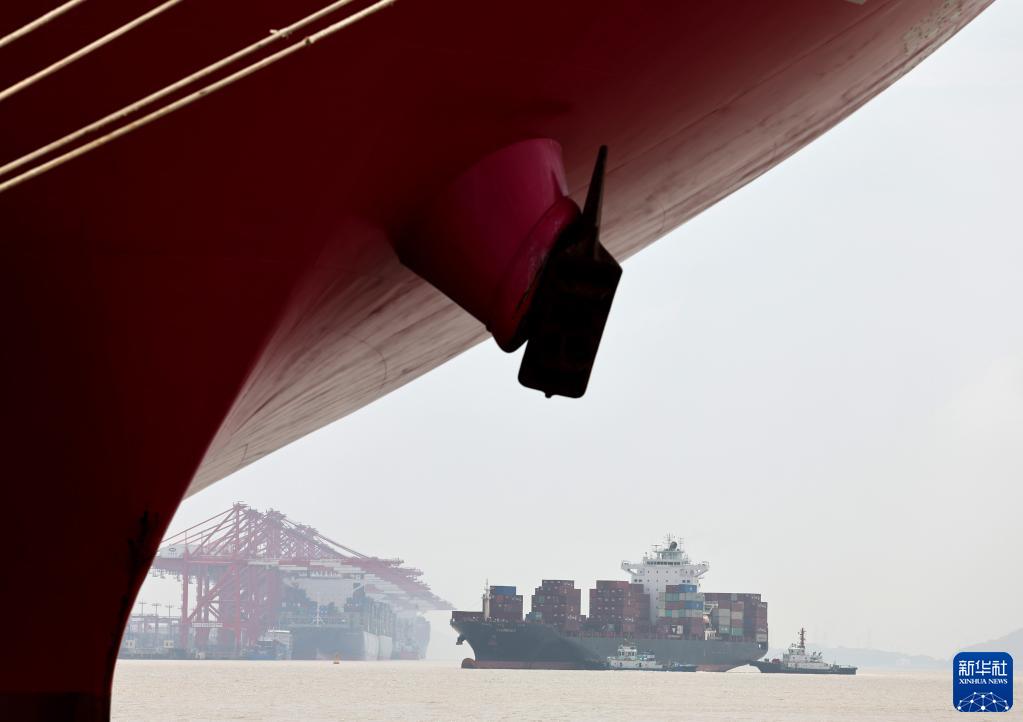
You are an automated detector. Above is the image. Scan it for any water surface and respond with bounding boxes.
[113,661,971,720]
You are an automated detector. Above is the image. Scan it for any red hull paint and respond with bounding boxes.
[697,664,747,673]
[0,0,989,715]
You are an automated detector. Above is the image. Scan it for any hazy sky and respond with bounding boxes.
[139,2,1022,660]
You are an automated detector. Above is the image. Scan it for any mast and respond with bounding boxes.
[799,627,806,651]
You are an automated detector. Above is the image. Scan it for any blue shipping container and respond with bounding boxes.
[491,586,517,596]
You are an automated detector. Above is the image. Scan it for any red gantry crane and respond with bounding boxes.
[151,504,451,655]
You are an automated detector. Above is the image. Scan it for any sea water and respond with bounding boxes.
[112,660,980,720]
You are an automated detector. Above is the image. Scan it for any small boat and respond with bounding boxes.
[751,628,857,675]
[601,642,699,670]
[607,643,697,672]
[608,643,663,670]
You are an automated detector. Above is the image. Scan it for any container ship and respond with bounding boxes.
[451,538,767,671]
[279,579,431,661]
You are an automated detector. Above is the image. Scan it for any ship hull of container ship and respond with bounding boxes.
[290,628,395,661]
[453,621,764,672]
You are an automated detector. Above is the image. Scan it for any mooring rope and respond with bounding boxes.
[0,0,184,103]
[0,0,363,182]
[0,0,89,51]
[0,0,395,195]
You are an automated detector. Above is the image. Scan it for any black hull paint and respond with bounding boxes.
[452,619,765,671]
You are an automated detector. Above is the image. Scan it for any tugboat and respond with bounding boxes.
[607,643,697,672]
[751,628,857,675]
[608,643,664,670]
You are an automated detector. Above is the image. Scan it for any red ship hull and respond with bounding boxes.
[0,0,990,716]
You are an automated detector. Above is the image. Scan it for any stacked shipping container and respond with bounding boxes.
[460,583,766,644]
[587,580,649,634]
[750,599,768,643]
[488,586,523,623]
[451,610,483,623]
[657,583,706,640]
[530,580,582,632]
[704,592,766,642]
